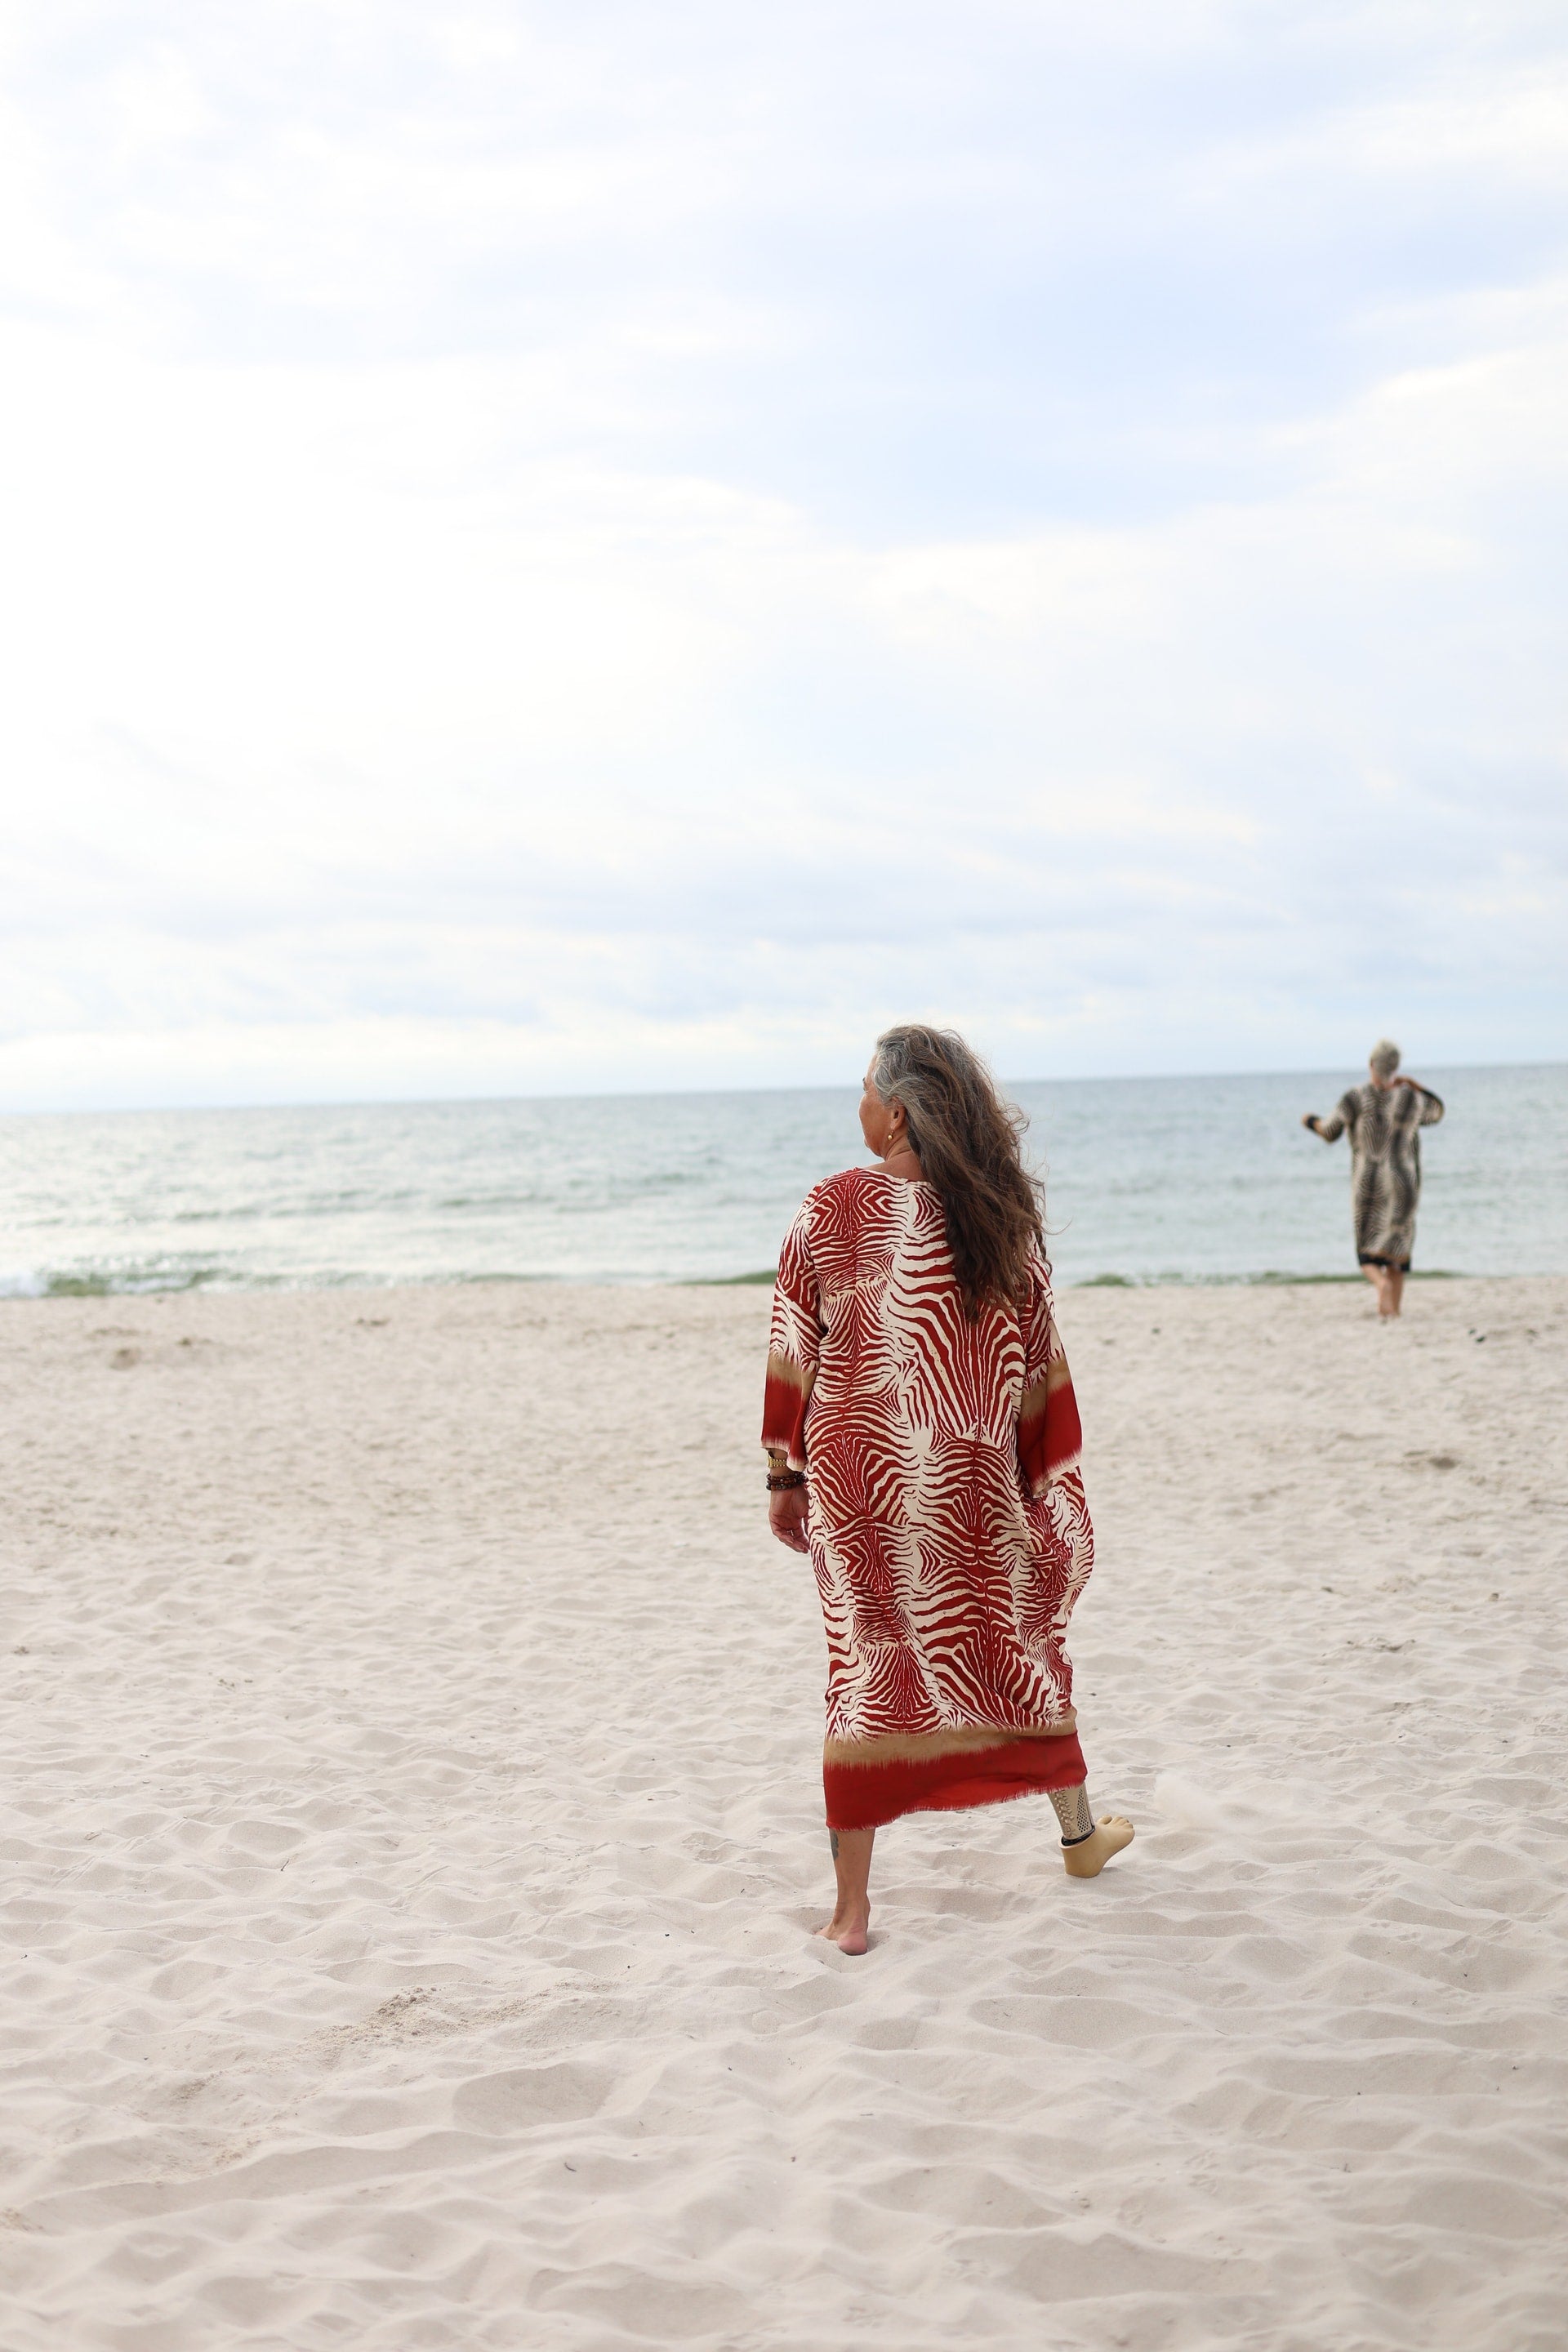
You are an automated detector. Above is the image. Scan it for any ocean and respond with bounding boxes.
[1,1064,1563,1297]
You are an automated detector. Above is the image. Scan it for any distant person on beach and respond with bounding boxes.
[762,1024,1132,1955]
[1302,1040,1445,1319]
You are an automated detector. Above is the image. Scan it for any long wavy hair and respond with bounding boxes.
[871,1024,1045,1316]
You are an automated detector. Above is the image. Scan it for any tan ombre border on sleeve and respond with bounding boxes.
[1018,1350,1076,1434]
[761,1348,817,1472]
[765,1348,814,1402]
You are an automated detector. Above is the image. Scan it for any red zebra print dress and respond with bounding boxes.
[764,1165,1094,1831]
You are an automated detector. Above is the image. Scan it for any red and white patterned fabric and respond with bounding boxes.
[764,1165,1093,1829]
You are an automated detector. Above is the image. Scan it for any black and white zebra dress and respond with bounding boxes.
[1311,1080,1445,1269]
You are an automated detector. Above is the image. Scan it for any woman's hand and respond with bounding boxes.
[1300,1112,1319,1130]
[768,1486,811,1553]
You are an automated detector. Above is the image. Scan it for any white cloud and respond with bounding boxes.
[0,1,1564,1107]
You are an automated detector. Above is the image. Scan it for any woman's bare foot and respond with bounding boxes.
[1062,1814,1135,1879]
[817,1825,874,1953]
[815,1908,871,1956]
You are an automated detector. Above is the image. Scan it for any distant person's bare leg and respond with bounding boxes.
[1388,1268,1405,1316]
[817,1828,873,1953]
[1363,1263,1396,1316]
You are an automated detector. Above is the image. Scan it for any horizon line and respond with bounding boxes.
[2,1054,1562,1122]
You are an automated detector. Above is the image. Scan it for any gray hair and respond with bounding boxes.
[1369,1039,1401,1079]
[871,1024,993,1149]
[869,1024,1045,1311]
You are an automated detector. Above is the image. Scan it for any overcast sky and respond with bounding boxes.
[2,0,1565,1109]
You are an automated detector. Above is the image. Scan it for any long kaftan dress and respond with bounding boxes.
[762,1165,1094,1831]
[1312,1081,1445,1269]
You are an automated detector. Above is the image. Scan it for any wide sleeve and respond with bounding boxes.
[1314,1091,1355,1143]
[1416,1085,1445,1127]
[1015,1254,1085,1503]
[761,1201,822,1472]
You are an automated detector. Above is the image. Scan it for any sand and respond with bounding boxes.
[2,1272,1566,2351]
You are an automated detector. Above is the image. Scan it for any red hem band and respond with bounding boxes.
[825,1731,1087,1831]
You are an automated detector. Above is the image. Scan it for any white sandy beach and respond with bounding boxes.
[2,1273,1566,2351]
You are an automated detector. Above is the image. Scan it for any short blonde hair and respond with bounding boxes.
[1369,1039,1401,1079]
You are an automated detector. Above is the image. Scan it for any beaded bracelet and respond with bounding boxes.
[766,1468,807,1491]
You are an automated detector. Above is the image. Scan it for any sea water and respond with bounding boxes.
[0,1064,1563,1296]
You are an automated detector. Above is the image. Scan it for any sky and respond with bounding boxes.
[1,0,1565,1110]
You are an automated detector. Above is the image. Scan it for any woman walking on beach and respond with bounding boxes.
[763,1025,1132,1955]
[1302,1040,1445,1320]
